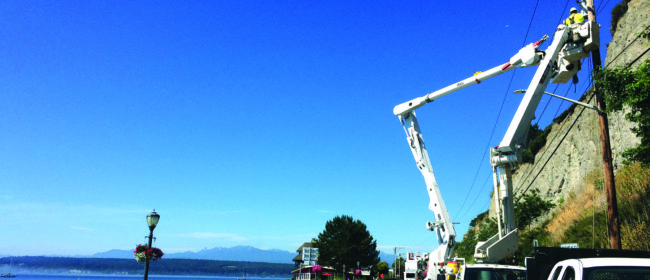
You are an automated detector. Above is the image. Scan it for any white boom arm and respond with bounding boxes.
[475,15,600,263]
[394,38,546,117]
[395,2,599,269]
[399,112,456,277]
[394,36,550,280]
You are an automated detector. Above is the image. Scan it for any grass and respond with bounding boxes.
[460,162,650,264]
[544,162,650,249]
[545,170,603,246]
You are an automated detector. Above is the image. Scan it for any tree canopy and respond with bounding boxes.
[312,215,380,274]
[375,261,389,277]
[514,188,555,230]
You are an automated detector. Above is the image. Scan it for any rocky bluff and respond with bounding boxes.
[488,0,649,217]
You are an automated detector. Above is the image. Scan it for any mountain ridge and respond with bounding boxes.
[1,246,396,266]
[91,245,297,264]
[92,246,396,266]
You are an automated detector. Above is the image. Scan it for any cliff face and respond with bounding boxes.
[488,0,649,218]
[606,0,650,69]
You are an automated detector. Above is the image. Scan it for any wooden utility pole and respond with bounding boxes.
[586,0,622,249]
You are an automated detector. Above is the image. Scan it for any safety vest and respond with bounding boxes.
[565,13,585,25]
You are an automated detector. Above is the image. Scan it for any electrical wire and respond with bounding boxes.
[454,0,547,223]
[515,46,650,203]
[605,25,650,68]
[597,0,613,15]
[515,92,595,204]
[456,0,641,224]
[513,56,593,200]
[503,0,618,198]
[514,24,649,201]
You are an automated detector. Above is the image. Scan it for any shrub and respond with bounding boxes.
[514,223,552,266]
[521,124,551,164]
[595,60,650,166]
[515,189,555,230]
[610,0,630,35]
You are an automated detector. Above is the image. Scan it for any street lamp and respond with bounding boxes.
[513,89,600,111]
[356,261,360,280]
[143,209,160,280]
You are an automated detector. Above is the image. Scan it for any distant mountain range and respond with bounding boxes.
[90,246,396,266]
[91,246,297,264]
[1,245,395,266]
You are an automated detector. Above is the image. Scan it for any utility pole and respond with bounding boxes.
[394,246,404,279]
[586,0,622,249]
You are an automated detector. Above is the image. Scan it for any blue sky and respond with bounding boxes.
[1,0,615,257]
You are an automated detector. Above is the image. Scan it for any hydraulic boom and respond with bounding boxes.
[394,2,599,276]
[395,35,550,280]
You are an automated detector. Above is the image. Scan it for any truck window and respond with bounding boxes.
[561,267,576,280]
[550,267,564,280]
[463,268,526,280]
[585,267,650,280]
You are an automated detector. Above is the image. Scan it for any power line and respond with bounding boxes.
[455,0,638,224]
[453,71,515,218]
[604,25,650,68]
[515,25,650,201]
[513,56,594,199]
[515,92,596,204]
[596,0,613,15]
[454,0,544,221]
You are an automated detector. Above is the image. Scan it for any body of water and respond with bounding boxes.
[9,274,288,280]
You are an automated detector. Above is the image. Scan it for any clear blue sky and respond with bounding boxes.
[1,0,615,257]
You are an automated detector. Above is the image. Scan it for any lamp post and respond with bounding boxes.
[356,261,359,280]
[143,209,160,280]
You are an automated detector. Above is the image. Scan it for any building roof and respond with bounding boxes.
[297,242,316,252]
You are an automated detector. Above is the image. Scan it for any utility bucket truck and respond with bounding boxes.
[404,253,420,280]
[393,2,650,280]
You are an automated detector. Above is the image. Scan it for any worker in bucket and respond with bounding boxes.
[565,7,585,25]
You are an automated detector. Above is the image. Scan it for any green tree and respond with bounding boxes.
[610,0,631,35]
[375,261,389,277]
[469,211,488,227]
[312,215,380,275]
[454,228,477,261]
[392,256,405,278]
[522,124,550,164]
[514,189,555,230]
[594,60,650,166]
[454,218,499,263]
[513,222,552,266]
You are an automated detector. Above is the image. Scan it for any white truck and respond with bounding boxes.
[524,247,650,280]
[548,258,650,280]
[404,253,420,280]
[393,1,649,280]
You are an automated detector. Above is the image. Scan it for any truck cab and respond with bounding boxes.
[525,247,650,280]
[454,258,526,280]
[547,258,650,280]
[461,264,526,280]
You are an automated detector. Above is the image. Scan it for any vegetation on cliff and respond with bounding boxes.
[595,59,650,166]
[610,0,631,35]
[456,162,650,265]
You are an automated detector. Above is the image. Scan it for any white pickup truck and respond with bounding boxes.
[449,247,650,280]
[546,258,650,280]
[525,247,650,280]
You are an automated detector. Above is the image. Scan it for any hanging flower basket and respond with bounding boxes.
[134,244,164,263]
